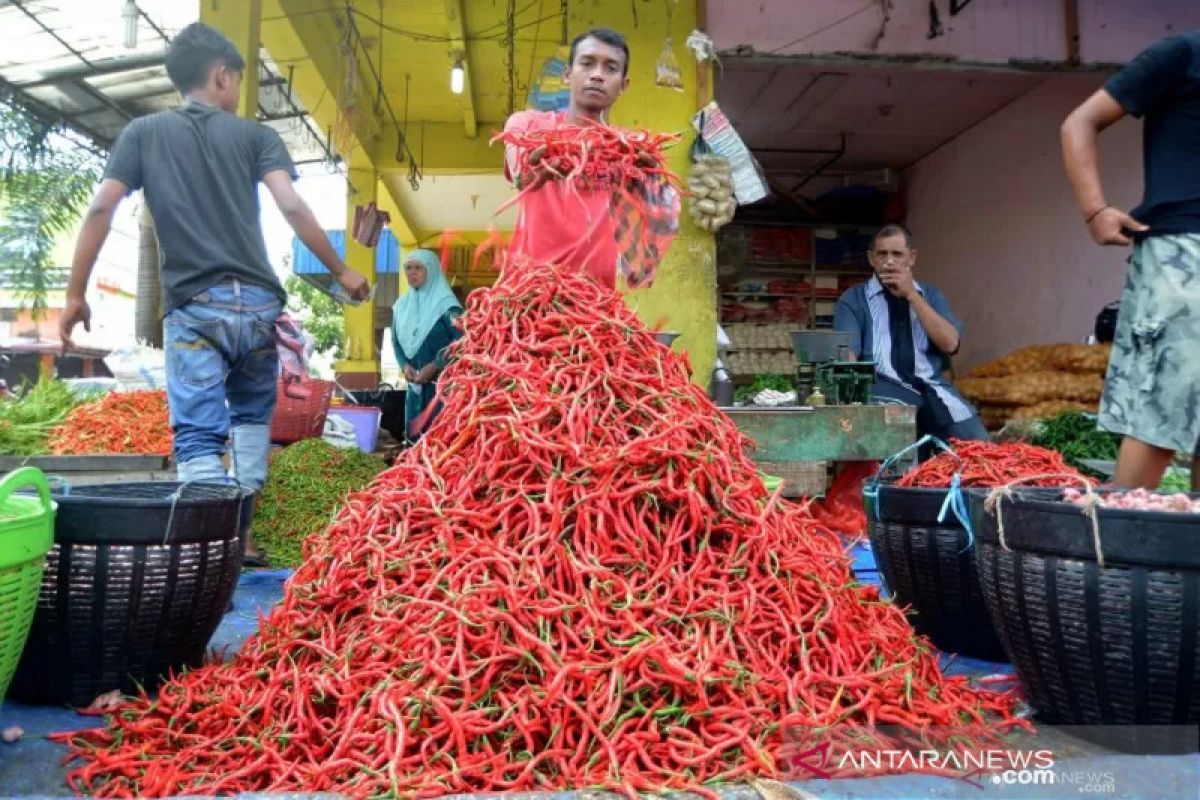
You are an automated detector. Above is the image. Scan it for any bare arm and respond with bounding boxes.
[60,179,129,349]
[908,292,960,355]
[262,170,369,300]
[1060,90,1148,246]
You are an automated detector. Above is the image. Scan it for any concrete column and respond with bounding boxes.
[614,0,718,386]
[334,160,381,389]
[135,200,162,348]
[199,0,262,120]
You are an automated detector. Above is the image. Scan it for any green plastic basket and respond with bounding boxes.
[0,467,55,701]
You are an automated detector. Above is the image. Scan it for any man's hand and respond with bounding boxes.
[334,265,370,302]
[519,145,564,191]
[1087,206,1148,246]
[59,296,92,354]
[879,267,917,300]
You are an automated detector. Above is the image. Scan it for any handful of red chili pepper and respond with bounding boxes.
[47,389,171,456]
[494,119,681,200]
[55,265,1023,799]
[895,439,1084,489]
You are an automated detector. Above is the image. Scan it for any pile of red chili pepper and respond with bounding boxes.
[54,265,1023,798]
[895,439,1084,489]
[46,389,171,456]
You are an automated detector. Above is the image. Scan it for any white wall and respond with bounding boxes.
[903,74,1141,370]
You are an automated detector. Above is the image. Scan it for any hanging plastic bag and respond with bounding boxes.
[103,344,166,391]
[322,413,359,449]
[655,38,684,91]
[611,176,681,289]
[688,116,714,163]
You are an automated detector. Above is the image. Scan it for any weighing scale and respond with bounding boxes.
[719,330,916,498]
[789,330,876,406]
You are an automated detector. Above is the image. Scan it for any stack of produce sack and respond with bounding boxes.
[956,343,1110,430]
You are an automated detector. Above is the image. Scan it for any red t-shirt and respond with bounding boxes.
[503,110,619,289]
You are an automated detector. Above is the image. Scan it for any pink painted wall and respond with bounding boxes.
[903,75,1141,371]
[707,0,1200,65]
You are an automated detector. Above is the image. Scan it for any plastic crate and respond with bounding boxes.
[865,483,1006,660]
[270,378,334,445]
[10,481,253,705]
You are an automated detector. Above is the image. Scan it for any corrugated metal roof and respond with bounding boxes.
[0,0,337,166]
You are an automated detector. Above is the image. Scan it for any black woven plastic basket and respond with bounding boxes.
[969,487,1200,728]
[865,483,1007,660]
[10,482,253,705]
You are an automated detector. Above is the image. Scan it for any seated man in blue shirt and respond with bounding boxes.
[833,225,988,443]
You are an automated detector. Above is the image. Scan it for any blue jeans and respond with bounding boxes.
[164,280,282,476]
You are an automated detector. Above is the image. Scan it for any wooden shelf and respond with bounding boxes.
[813,266,873,274]
[721,292,808,299]
[719,224,875,327]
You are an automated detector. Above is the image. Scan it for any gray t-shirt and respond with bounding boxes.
[103,101,295,312]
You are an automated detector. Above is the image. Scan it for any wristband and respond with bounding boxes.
[1085,204,1110,224]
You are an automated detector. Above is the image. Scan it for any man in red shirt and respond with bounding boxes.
[503,29,635,289]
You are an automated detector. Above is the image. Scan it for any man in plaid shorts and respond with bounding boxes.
[1061,30,1200,490]
[503,28,676,289]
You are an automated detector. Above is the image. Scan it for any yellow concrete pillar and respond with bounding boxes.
[335,160,381,389]
[608,0,718,387]
[199,0,262,120]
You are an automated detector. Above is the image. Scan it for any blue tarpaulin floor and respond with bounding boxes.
[0,546,1196,799]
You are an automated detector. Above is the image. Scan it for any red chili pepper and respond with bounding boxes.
[52,263,1027,797]
[895,439,1084,488]
[47,389,172,455]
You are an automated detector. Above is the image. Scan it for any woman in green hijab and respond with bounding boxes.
[391,249,463,441]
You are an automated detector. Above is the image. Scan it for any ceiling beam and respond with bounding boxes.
[374,120,501,173]
[0,77,112,152]
[17,52,168,89]
[377,174,424,247]
[443,0,478,138]
[266,0,378,166]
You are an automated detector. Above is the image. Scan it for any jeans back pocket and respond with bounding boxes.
[166,316,226,389]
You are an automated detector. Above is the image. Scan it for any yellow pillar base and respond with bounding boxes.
[333,360,381,390]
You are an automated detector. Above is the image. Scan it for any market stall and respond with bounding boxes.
[1,1,1197,798]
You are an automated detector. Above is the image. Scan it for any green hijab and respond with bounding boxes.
[392,249,461,360]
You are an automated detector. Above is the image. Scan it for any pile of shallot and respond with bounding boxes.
[1063,487,1199,513]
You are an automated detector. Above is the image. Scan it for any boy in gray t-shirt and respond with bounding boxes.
[61,23,367,561]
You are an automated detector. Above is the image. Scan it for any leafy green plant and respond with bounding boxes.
[285,274,345,361]
[0,377,93,456]
[0,99,101,316]
[733,373,794,404]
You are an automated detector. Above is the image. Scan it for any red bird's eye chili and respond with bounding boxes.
[47,389,172,456]
[52,263,1026,799]
[895,440,1085,489]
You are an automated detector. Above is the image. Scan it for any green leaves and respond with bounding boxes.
[284,274,346,360]
[0,100,101,316]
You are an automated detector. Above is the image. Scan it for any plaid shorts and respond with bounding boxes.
[1098,234,1200,453]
